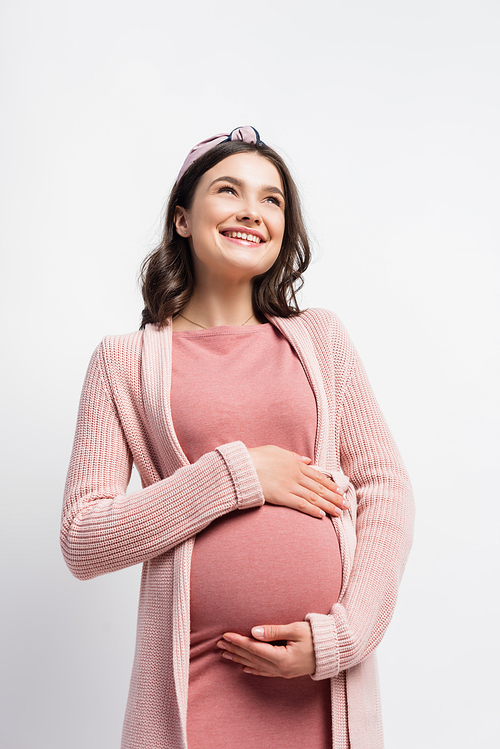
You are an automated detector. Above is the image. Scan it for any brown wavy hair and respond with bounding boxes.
[140,140,311,328]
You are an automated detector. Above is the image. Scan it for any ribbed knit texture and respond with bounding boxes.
[61,309,414,749]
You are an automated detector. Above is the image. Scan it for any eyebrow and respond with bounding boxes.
[209,176,285,200]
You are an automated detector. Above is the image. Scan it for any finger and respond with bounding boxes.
[304,466,349,503]
[299,470,350,513]
[305,464,346,493]
[220,624,315,679]
[291,452,312,465]
[217,638,284,672]
[221,632,286,658]
[289,484,345,518]
[218,643,280,672]
[290,494,327,519]
[242,666,277,677]
[222,624,303,646]
[219,642,278,677]
[221,632,289,663]
[251,623,306,642]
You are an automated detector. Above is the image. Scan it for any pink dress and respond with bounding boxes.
[171,323,343,749]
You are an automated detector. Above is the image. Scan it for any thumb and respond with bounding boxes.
[293,453,312,465]
[251,624,297,642]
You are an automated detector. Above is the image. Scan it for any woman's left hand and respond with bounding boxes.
[217,622,316,678]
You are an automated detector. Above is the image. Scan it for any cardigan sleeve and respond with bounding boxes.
[306,344,414,679]
[60,343,264,581]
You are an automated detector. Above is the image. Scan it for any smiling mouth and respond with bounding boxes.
[221,231,263,244]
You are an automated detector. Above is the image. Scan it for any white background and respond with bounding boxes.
[1,1,499,747]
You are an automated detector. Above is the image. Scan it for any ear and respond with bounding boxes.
[174,206,190,237]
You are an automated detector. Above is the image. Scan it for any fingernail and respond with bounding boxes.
[343,499,350,507]
[319,509,326,517]
[217,641,227,650]
[222,652,232,660]
[252,626,265,638]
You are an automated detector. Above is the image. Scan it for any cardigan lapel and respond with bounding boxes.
[142,321,193,749]
[268,314,330,469]
[269,314,356,598]
[141,321,190,475]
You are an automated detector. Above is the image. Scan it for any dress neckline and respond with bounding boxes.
[172,322,272,338]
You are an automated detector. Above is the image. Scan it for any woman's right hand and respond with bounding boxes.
[247,445,349,519]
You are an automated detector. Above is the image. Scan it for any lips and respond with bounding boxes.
[221,230,264,244]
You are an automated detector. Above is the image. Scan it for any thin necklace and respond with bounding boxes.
[178,312,255,330]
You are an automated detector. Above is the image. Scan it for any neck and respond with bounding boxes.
[175,281,258,330]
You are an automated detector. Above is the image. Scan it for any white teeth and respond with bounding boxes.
[226,231,261,243]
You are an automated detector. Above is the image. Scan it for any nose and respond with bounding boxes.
[236,202,262,225]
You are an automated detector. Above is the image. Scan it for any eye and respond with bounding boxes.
[264,195,283,208]
[217,184,237,195]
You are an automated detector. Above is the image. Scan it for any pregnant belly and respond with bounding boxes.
[188,505,342,749]
[190,504,342,641]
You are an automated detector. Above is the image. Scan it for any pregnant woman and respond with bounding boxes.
[61,126,414,749]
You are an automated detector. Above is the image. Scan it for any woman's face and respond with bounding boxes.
[174,152,285,286]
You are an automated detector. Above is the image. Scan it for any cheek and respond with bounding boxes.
[274,218,286,246]
[263,208,285,242]
[274,210,286,237]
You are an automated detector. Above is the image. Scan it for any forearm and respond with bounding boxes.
[61,442,263,580]
[61,346,264,580]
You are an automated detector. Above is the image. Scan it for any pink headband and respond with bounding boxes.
[176,125,263,183]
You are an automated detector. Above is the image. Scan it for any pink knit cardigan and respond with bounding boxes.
[61,309,414,749]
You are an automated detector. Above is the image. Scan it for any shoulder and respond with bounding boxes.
[99,328,145,357]
[90,329,147,393]
[279,308,356,356]
[296,307,346,333]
